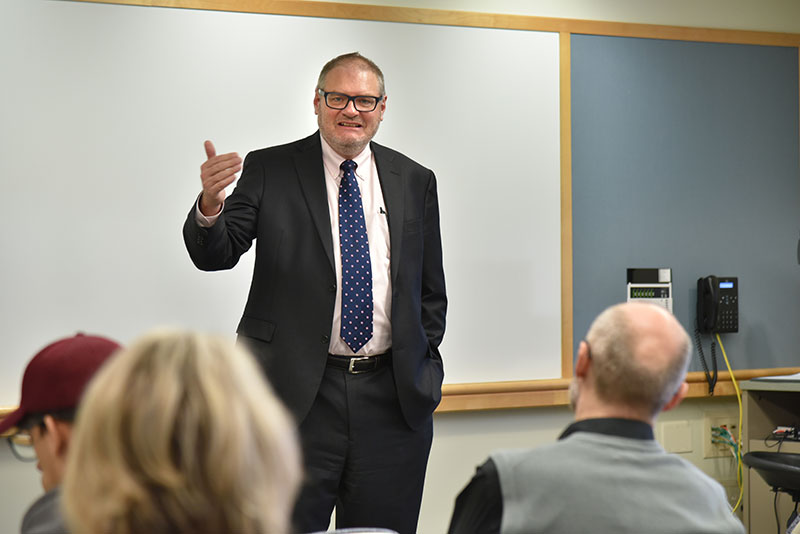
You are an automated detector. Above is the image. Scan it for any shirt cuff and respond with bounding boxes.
[194,194,222,228]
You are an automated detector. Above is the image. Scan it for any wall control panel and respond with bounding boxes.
[627,268,673,313]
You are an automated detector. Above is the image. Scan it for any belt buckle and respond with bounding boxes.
[348,356,372,374]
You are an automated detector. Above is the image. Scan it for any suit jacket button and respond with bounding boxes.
[329,284,336,293]
[321,335,329,343]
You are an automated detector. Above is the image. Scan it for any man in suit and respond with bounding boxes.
[183,52,446,534]
[447,302,745,534]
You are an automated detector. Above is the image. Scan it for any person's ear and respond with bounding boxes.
[379,95,387,121]
[662,381,689,412]
[42,415,57,436]
[42,415,71,458]
[574,340,591,378]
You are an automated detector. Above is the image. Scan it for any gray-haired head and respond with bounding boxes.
[317,52,385,96]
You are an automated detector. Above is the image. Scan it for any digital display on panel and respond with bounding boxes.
[719,281,734,289]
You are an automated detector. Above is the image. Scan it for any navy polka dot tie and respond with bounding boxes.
[338,159,373,353]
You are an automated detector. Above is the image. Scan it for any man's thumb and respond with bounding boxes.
[204,140,216,160]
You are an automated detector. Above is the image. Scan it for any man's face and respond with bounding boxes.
[30,424,58,492]
[314,63,386,159]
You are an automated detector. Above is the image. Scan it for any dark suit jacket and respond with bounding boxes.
[183,131,447,430]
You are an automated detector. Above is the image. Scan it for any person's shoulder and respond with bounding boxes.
[21,489,67,534]
[664,455,743,530]
[247,132,321,160]
[667,452,728,487]
[370,141,432,174]
[490,442,562,472]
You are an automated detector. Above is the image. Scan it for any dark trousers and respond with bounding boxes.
[292,364,433,534]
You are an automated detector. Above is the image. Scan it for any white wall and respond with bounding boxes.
[1,0,790,531]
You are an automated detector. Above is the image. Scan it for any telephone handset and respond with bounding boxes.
[695,275,738,395]
[696,276,739,334]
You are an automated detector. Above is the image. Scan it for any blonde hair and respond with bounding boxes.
[62,329,301,534]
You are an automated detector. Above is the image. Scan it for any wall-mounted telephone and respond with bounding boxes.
[696,276,739,333]
[695,275,738,395]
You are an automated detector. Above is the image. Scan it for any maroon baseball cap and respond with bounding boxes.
[0,333,121,434]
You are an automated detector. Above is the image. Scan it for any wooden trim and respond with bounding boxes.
[561,19,800,46]
[0,407,15,437]
[559,31,573,380]
[3,368,783,419]
[436,368,800,412]
[73,0,800,46]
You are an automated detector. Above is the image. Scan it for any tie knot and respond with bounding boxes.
[340,159,357,173]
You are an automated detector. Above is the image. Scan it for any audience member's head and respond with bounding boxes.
[62,329,301,534]
[569,301,692,423]
[1,333,121,491]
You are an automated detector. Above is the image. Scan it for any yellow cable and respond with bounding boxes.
[716,333,744,513]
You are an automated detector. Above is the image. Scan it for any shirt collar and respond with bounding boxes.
[558,418,654,441]
[320,134,372,183]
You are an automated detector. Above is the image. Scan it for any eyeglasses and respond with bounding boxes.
[6,414,45,462]
[318,89,382,112]
[7,432,37,462]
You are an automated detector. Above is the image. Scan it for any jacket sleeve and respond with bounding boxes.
[182,152,263,272]
[421,169,447,353]
[448,458,503,534]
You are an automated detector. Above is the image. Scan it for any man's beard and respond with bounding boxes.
[568,378,580,411]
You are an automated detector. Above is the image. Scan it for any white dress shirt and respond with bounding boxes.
[320,136,392,356]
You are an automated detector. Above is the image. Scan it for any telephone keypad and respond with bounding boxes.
[717,294,738,333]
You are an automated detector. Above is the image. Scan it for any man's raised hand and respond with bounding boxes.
[199,140,242,216]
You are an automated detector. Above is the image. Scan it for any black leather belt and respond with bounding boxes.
[327,351,392,374]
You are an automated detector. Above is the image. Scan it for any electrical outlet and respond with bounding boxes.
[703,413,739,459]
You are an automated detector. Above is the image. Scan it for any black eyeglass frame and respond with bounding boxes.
[6,416,44,463]
[5,412,69,463]
[7,433,37,462]
[317,89,383,112]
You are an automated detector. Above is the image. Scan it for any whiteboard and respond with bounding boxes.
[0,0,561,405]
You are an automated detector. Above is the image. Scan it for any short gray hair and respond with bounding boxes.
[587,303,691,416]
[317,52,385,96]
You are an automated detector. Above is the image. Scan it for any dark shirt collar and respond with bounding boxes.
[558,417,654,441]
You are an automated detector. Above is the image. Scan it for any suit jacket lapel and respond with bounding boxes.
[372,142,404,286]
[294,132,335,271]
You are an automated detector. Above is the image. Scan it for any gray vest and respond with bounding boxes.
[492,432,745,534]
